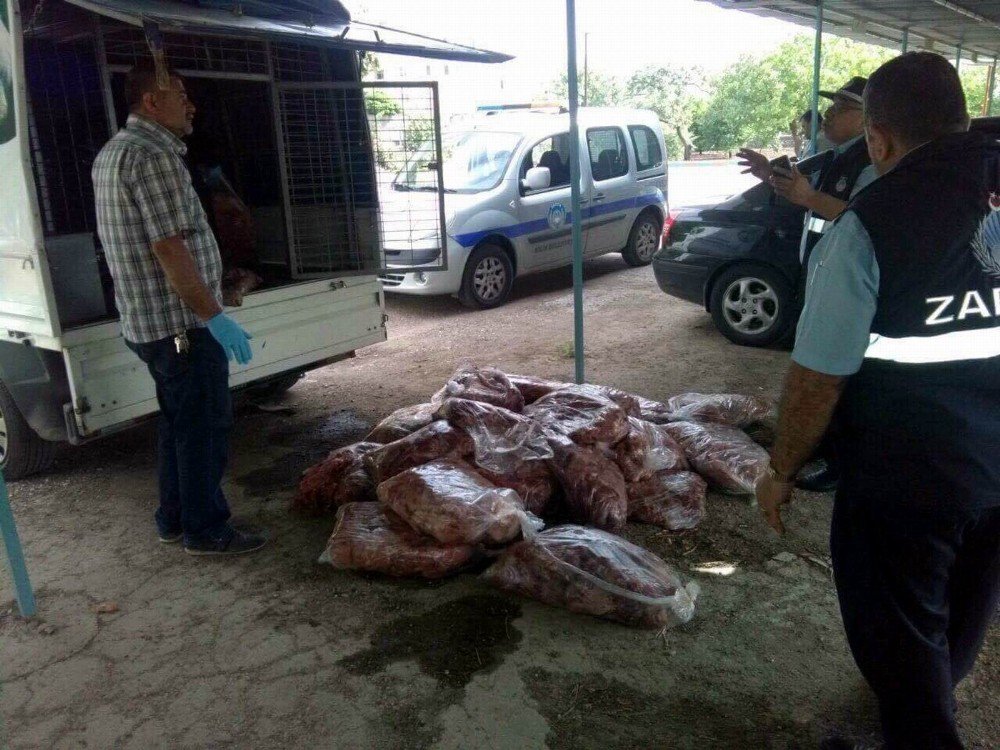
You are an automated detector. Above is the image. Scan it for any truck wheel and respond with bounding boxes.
[0,379,58,480]
[709,264,795,347]
[621,211,661,267]
[458,243,514,309]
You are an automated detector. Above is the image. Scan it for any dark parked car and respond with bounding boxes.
[653,117,1000,347]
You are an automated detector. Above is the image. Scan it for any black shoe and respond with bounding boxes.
[185,526,266,556]
[795,459,840,492]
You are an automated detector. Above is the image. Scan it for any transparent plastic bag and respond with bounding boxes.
[434,397,552,475]
[366,403,437,443]
[664,393,773,427]
[432,362,525,413]
[476,460,558,517]
[320,503,478,579]
[507,374,569,404]
[613,417,689,483]
[377,458,543,546]
[660,421,770,495]
[525,388,631,445]
[483,524,699,628]
[636,396,673,425]
[364,420,474,485]
[546,433,628,531]
[627,471,707,531]
[294,441,381,515]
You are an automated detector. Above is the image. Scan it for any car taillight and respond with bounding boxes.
[662,210,680,245]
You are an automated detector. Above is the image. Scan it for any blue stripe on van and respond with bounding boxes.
[453,193,663,248]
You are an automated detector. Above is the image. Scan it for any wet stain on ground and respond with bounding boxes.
[233,409,371,498]
[340,594,523,689]
[523,667,812,750]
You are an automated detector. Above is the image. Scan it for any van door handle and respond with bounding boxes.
[593,193,607,201]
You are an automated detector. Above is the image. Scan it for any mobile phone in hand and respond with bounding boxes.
[771,155,793,177]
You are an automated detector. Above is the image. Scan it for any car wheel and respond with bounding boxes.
[709,264,795,347]
[621,212,661,267]
[0,378,58,480]
[246,372,302,400]
[458,243,514,309]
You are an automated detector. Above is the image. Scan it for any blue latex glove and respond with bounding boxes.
[206,313,253,365]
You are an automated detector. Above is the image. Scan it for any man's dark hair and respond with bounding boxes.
[799,109,821,126]
[863,52,969,146]
[125,61,180,110]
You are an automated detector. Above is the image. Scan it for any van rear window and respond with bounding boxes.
[629,126,663,171]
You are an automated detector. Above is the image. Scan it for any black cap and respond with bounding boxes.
[818,76,867,105]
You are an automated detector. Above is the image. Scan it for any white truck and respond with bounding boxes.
[0,0,507,478]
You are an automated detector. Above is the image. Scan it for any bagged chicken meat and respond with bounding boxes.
[526,388,630,445]
[507,374,569,404]
[627,471,707,531]
[294,441,381,514]
[664,393,773,427]
[365,403,437,443]
[476,459,558,517]
[483,525,699,628]
[546,434,628,531]
[636,396,673,425]
[660,421,769,495]
[613,417,688,483]
[434,397,552,474]
[377,458,542,546]
[432,362,525,413]
[320,503,477,579]
[364,420,474,485]
[221,268,263,307]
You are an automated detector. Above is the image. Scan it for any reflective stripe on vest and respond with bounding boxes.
[865,328,1000,364]
[806,216,828,234]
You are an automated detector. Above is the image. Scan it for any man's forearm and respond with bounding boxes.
[770,362,846,478]
[152,236,222,321]
[805,191,848,221]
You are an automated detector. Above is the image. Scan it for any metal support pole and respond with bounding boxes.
[0,472,37,618]
[583,32,589,107]
[955,44,962,72]
[810,0,823,155]
[901,28,909,53]
[566,0,586,384]
[988,57,998,116]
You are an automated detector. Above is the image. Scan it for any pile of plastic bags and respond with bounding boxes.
[295,362,774,628]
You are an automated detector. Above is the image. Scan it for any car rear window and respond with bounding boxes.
[629,125,663,171]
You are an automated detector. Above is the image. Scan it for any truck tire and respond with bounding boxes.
[709,263,795,348]
[458,243,514,309]
[0,378,58,480]
[621,211,662,267]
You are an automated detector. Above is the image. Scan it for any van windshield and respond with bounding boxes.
[394,131,521,194]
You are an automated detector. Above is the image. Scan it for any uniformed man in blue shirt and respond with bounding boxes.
[757,53,1000,750]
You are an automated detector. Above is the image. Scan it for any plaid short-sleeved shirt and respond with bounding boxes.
[92,114,222,344]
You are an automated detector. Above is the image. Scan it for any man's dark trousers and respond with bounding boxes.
[127,328,233,543]
[830,479,1000,749]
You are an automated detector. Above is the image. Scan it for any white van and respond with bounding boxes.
[0,0,505,478]
[379,108,669,308]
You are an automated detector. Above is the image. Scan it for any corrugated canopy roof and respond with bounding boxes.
[64,0,513,63]
[701,1,1000,61]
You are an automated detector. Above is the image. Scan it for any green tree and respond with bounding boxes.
[548,70,623,107]
[625,67,707,160]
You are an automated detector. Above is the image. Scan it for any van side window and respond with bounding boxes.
[587,127,629,181]
[520,133,571,191]
[628,125,663,171]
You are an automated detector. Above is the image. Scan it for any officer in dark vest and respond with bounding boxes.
[739,78,874,493]
[757,52,1000,750]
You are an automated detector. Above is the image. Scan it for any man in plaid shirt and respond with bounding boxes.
[93,62,264,556]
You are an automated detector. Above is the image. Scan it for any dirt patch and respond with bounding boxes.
[524,667,806,750]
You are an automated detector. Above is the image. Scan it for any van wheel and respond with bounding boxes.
[621,212,661,267]
[0,379,58,480]
[247,373,302,400]
[459,243,514,309]
[709,264,795,347]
